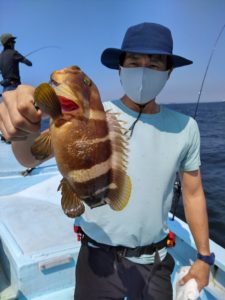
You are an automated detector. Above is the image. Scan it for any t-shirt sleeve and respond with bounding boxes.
[179,118,201,172]
[14,51,32,66]
[14,50,25,62]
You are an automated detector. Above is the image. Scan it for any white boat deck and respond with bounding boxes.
[0,142,78,299]
[0,140,225,299]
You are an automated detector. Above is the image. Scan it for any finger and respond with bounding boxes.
[3,88,42,134]
[0,102,11,137]
[179,273,204,292]
[0,101,32,140]
[16,85,42,123]
[10,136,28,141]
[179,273,192,285]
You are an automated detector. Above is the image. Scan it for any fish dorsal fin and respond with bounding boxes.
[31,131,53,160]
[34,83,62,119]
[106,111,132,210]
[58,178,85,218]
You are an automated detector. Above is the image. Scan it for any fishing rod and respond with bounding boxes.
[193,23,225,119]
[0,45,60,73]
[0,44,61,93]
[0,45,61,73]
[24,45,61,58]
[0,44,61,56]
[171,23,225,220]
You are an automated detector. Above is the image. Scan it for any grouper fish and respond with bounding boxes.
[31,66,131,218]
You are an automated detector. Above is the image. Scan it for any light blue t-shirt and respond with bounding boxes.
[76,99,201,263]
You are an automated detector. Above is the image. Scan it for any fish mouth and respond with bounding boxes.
[58,96,79,112]
[51,80,82,113]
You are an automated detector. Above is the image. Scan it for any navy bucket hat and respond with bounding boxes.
[101,22,193,69]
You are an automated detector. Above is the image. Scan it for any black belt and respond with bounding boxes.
[0,79,20,87]
[81,232,168,258]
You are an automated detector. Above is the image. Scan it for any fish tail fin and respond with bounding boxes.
[34,83,62,119]
[106,111,131,210]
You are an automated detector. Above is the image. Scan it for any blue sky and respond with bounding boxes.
[1,0,225,103]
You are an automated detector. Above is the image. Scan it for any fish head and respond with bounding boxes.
[50,65,81,85]
[50,66,102,119]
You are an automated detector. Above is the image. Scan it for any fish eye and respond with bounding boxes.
[83,77,91,86]
[49,80,59,87]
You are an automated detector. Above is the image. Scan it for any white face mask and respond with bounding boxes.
[120,67,169,105]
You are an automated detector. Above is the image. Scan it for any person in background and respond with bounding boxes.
[0,33,32,92]
[0,33,32,142]
[0,23,214,299]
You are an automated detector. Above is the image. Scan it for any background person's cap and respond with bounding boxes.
[0,33,17,46]
[101,22,193,69]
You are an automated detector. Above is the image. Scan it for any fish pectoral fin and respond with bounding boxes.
[34,83,62,119]
[31,131,53,160]
[58,178,85,218]
[108,174,132,211]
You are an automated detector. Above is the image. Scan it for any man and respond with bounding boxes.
[0,33,32,93]
[0,23,213,299]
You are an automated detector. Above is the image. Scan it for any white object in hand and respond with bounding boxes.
[175,266,200,300]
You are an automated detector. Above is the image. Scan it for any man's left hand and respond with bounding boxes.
[179,259,210,291]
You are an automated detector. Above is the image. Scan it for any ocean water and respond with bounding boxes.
[167,101,225,248]
[40,101,225,248]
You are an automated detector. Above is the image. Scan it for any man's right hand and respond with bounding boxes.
[0,85,42,141]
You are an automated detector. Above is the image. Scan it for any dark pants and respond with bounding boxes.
[75,244,175,300]
[2,83,19,93]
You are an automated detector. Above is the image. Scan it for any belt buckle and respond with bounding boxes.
[117,246,142,257]
[132,246,142,257]
[117,247,128,257]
